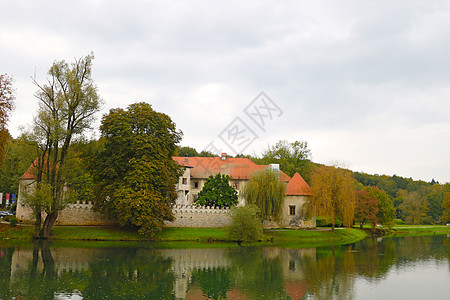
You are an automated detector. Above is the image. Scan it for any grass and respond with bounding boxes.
[1,223,448,248]
[384,225,450,237]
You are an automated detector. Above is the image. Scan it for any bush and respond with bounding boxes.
[393,219,405,225]
[225,205,263,243]
[8,216,18,227]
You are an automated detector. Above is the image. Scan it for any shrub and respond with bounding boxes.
[9,216,18,227]
[225,205,263,243]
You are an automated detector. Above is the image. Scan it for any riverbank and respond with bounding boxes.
[1,224,449,247]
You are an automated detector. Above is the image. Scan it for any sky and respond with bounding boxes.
[1,0,450,183]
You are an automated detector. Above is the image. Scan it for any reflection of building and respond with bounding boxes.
[157,247,315,300]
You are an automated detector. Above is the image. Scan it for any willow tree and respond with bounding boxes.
[243,169,285,223]
[29,53,101,238]
[307,165,355,231]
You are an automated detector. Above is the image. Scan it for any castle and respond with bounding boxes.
[16,153,315,228]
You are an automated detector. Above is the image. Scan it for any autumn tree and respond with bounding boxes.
[27,53,101,238]
[364,186,395,226]
[243,169,285,223]
[0,74,16,164]
[307,165,355,231]
[354,190,378,229]
[195,173,238,208]
[89,102,182,236]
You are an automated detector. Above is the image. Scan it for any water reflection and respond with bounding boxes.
[0,235,449,299]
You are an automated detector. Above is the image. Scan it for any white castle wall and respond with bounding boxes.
[165,204,232,228]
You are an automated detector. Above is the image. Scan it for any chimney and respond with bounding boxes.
[221,153,227,160]
[184,156,189,164]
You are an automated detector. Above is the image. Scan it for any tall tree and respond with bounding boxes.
[0,74,16,164]
[28,53,101,238]
[307,165,355,231]
[442,191,450,223]
[354,190,378,229]
[256,140,312,182]
[90,102,182,236]
[195,173,238,208]
[364,186,395,226]
[399,188,429,225]
[243,169,285,223]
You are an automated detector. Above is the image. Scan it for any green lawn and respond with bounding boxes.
[1,223,448,247]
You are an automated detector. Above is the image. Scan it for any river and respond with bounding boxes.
[0,235,449,299]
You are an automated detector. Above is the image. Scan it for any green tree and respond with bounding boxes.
[399,188,429,224]
[442,191,450,223]
[225,204,264,243]
[0,135,36,196]
[195,173,238,208]
[90,102,182,236]
[307,165,355,231]
[256,140,312,182]
[242,169,285,223]
[354,190,378,229]
[364,186,395,226]
[29,53,101,238]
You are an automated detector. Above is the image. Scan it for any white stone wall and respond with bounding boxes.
[165,205,232,228]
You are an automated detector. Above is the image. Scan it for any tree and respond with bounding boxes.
[354,190,378,229]
[364,186,395,226]
[442,192,450,223]
[28,53,101,238]
[242,169,285,223]
[399,189,429,224]
[307,165,355,231]
[0,74,16,164]
[225,204,263,243]
[195,173,238,208]
[89,102,182,236]
[256,140,312,182]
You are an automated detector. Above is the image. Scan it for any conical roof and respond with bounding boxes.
[285,172,311,196]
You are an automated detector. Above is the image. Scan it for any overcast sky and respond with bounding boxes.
[2,0,450,183]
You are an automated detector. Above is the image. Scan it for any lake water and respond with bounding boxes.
[0,235,449,299]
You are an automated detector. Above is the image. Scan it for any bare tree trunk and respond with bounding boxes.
[34,210,41,239]
[41,211,58,239]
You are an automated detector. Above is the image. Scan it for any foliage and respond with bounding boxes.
[174,145,216,157]
[399,188,430,225]
[254,140,312,182]
[0,135,36,195]
[354,190,378,229]
[191,267,232,300]
[242,169,285,222]
[8,216,17,227]
[0,73,16,164]
[307,165,355,231]
[28,52,101,238]
[90,102,182,236]
[195,173,238,208]
[364,186,395,226]
[441,192,450,223]
[225,204,264,243]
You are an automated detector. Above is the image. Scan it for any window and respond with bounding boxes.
[233,181,239,190]
[289,205,296,216]
[182,178,187,185]
[194,181,199,189]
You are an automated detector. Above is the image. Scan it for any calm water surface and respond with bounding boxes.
[0,235,449,299]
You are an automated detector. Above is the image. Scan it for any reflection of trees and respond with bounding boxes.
[227,247,291,299]
[0,246,14,299]
[82,248,175,299]
[191,267,231,300]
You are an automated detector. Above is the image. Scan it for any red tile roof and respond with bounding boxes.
[173,156,291,182]
[285,172,311,196]
[21,160,39,180]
